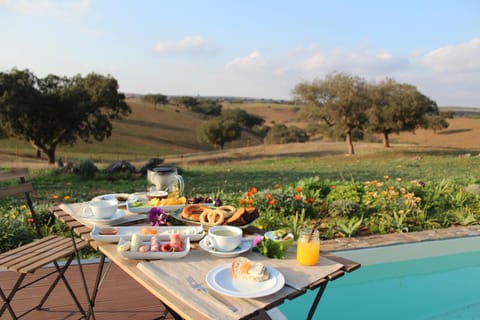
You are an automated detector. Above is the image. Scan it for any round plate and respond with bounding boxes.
[206,264,284,298]
[199,239,252,257]
[83,209,126,225]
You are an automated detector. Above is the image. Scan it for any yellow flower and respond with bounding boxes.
[53,194,59,200]
[383,175,389,180]
[63,195,71,201]
[396,178,402,182]
[20,204,27,210]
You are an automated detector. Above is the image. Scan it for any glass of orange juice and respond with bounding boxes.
[296,228,320,266]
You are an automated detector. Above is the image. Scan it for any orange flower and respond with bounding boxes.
[246,191,252,197]
[249,187,258,194]
[247,199,254,205]
[63,195,71,201]
[384,175,389,180]
[52,194,59,200]
[239,199,246,205]
[274,183,280,189]
[294,194,301,201]
[265,193,272,200]
[268,199,276,206]
[295,186,303,193]
[330,185,336,190]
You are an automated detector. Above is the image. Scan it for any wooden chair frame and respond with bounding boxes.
[0,168,89,319]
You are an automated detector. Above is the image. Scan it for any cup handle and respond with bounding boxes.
[82,206,93,218]
[204,235,215,249]
[176,175,184,194]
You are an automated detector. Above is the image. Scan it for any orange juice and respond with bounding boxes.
[296,229,320,266]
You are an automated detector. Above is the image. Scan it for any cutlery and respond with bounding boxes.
[186,276,238,312]
[284,280,304,292]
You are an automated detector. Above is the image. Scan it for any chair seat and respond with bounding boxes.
[0,235,88,274]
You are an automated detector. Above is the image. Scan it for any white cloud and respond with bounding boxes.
[0,0,91,21]
[422,38,480,73]
[224,51,266,72]
[301,47,410,76]
[153,36,210,55]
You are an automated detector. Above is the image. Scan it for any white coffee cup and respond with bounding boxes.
[83,199,118,219]
[204,225,242,252]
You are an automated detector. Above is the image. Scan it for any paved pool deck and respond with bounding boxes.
[321,225,480,252]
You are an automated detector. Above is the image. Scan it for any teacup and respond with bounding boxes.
[204,225,242,252]
[83,199,118,219]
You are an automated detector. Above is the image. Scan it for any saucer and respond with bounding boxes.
[199,238,252,258]
[83,209,126,225]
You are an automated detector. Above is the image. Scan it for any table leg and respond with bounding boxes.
[307,281,329,320]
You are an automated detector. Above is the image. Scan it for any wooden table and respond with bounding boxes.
[52,205,360,320]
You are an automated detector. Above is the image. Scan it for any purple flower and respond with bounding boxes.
[148,207,167,226]
[252,235,263,247]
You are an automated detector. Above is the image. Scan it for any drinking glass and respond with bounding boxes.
[296,228,320,266]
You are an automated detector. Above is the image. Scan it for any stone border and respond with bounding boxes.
[321,225,480,252]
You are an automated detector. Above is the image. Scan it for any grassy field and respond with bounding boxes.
[0,99,479,172]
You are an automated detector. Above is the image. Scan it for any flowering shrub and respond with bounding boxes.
[227,176,480,239]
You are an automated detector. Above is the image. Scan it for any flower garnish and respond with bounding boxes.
[148,207,167,226]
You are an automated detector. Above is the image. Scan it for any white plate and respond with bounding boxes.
[199,239,252,257]
[90,225,205,242]
[117,237,190,260]
[206,264,285,298]
[93,193,138,206]
[83,209,126,225]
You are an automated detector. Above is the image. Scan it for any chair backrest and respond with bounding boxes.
[0,168,42,238]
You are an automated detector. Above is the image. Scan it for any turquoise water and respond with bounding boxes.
[279,250,480,319]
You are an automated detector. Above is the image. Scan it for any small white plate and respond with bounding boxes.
[93,193,138,206]
[206,264,285,298]
[199,239,252,258]
[83,209,126,225]
[90,225,205,242]
[117,237,190,260]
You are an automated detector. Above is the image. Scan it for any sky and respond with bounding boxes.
[1,0,479,107]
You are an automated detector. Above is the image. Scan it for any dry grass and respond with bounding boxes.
[0,99,479,168]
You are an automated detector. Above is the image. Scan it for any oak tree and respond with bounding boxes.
[0,69,131,164]
[293,72,369,155]
[367,78,442,147]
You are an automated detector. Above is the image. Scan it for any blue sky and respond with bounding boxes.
[1,0,479,106]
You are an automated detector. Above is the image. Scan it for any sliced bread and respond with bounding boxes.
[231,257,269,282]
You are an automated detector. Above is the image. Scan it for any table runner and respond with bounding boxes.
[59,202,146,227]
[137,247,343,319]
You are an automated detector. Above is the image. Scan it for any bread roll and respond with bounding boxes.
[231,257,269,282]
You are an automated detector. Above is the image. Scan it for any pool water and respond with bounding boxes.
[279,249,480,319]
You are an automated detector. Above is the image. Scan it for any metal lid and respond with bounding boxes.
[150,167,177,174]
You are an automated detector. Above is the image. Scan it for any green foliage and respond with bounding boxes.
[264,124,309,144]
[0,69,131,164]
[221,108,264,128]
[191,100,222,116]
[77,159,99,178]
[142,94,168,107]
[196,119,242,149]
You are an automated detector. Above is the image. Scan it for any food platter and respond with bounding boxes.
[206,264,284,298]
[90,225,205,242]
[117,237,191,260]
[172,209,254,229]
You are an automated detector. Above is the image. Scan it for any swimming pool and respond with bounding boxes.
[279,237,480,320]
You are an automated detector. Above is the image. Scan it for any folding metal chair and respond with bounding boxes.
[0,168,89,319]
